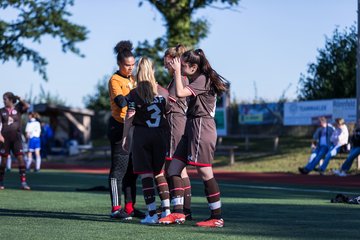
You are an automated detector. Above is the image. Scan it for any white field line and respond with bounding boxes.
[192,181,360,195]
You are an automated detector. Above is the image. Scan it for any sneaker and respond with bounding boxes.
[110,209,132,220]
[0,182,4,190]
[298,167,309,175]
[161,209,171,218]
[196,218,224,228]
[21,182,31,190]
[140,214,159,224]
[159,213,185,224]
[129,208,146,218]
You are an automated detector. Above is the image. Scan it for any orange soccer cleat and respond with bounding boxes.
[196,218,224,228]
[158,213,185,225]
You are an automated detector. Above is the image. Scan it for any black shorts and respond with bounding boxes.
[166,112,186,161]
[132,126,166,175]
[173,117,217,167]
[0,131,24,157]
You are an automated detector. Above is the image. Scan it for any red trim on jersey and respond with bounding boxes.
[186,86,196,96]
[168,95,177,102]
[165,157,173,161]
[170,188,184,192]
[183,186,191,190]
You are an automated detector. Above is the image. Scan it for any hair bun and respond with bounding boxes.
[114,40,133,54]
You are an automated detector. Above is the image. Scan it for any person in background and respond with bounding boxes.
[40,121,54,159]
[0,92,30,190]
[317,118,349,174]
[333,120,360,177]
[299,116,335,175]
[25,112,42,172]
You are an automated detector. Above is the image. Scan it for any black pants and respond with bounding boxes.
[107,117,138,208]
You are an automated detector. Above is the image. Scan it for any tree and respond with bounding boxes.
[0,0,88,81]
[83,75,110,111]
[297,25,356,100]
[137,0,241,85]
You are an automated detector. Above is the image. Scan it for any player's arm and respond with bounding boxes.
[121,95,135,152]
[16,96,30,112]
[171,57,192,98]
[0,114,4,143]
[109,79,127,108]
[122,110,135,152]
[0,122,3,143]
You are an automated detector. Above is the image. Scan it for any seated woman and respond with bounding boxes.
[317,118,349,174]
[333,122,360,177]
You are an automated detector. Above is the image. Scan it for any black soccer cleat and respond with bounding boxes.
[110,209,132,220]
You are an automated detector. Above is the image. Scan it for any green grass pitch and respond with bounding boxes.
[1,170,359,240]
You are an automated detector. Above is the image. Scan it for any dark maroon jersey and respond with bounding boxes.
[127,88,168,128]
[185,74,216,118]
[0,103,27,134]
[167,76,188,115]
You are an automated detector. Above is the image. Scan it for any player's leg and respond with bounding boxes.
[180,168,192,220]
[34,148,41,172]
[159,158,187,224]
[6,155,12,172]
[0,156,6,189]
[195,166,224,228]
[122,155,144,218]
[107,119,131,220]
[139,173,159,224]
[155,172,170,217]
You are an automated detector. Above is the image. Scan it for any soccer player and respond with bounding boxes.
[25,112,42,172]
[107,40,144,219]
[159,49,228,228]
[122,57,168,224]
[0,92,30,190]
[163,44,192,220]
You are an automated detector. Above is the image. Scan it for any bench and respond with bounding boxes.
[215,145,239,165]
[218,134,279,152]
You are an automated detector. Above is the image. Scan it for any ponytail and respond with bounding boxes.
[182,49,229,95]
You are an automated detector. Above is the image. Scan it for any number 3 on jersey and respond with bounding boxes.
[146,104,161,127]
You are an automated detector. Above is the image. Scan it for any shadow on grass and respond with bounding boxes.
[0,208,142,224]
[205,202,360,240]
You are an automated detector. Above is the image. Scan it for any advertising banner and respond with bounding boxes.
[238,103,283,125]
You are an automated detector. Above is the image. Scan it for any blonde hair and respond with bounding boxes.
[136,57,158,103]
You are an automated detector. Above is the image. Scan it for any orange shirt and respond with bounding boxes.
[108,73,135,123]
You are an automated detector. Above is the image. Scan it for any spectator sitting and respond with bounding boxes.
[317,118,349,174]
[299,116,335,175]
[333,121,360,177]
